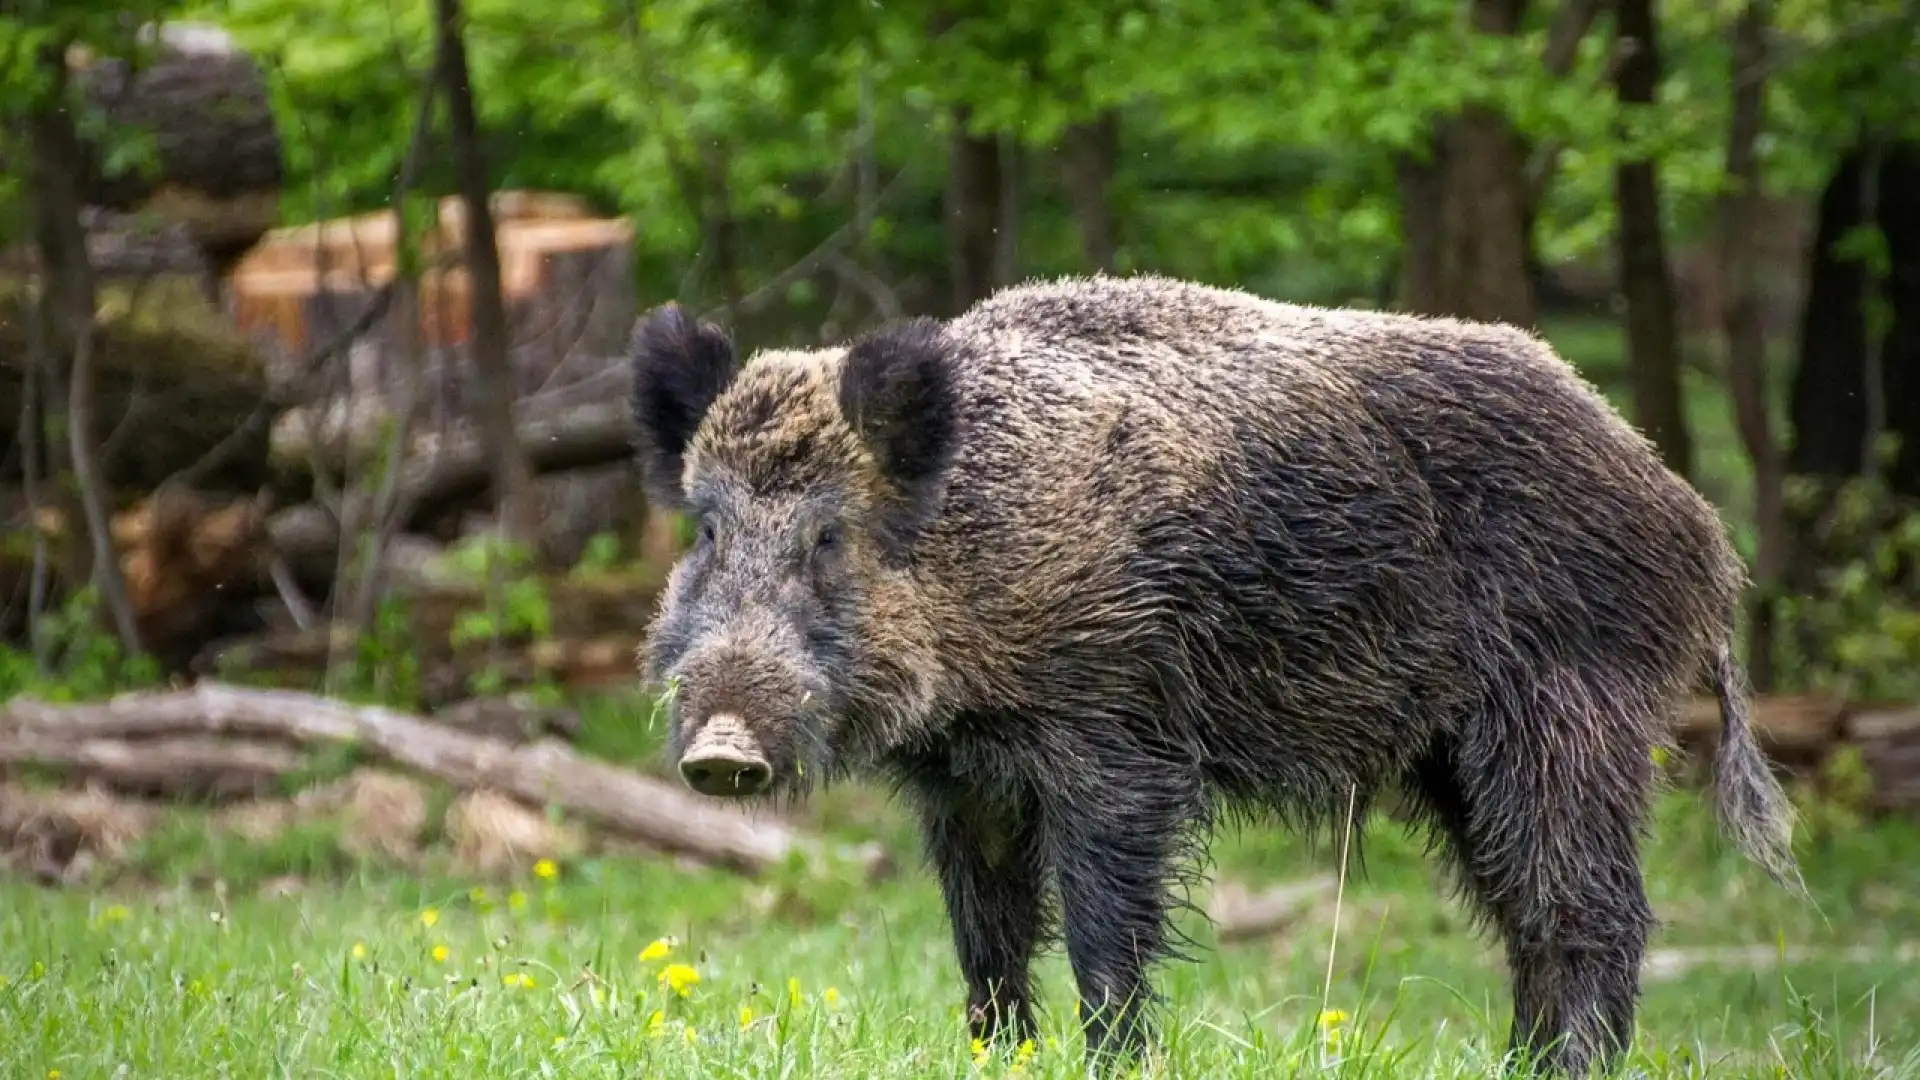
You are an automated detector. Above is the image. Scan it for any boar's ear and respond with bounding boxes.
[629,302,741,507]
[838,316,959,550]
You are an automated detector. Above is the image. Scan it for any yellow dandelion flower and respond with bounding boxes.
[824,986,841,1008]
[419,907,440,929]
[533,858,559,881]
[684,1025,697,1045]
[1317,1008,1349,1029]
[351,942,368,960]
[552,1035,567,1049]
[591,985,607,1007]
[970,1036,989,1066]
[637,937,675,963]
[48,1071,60,1079]
[658,962,700,996]
[469,886,491,907]
[1014,1038,1037,1066]
[787,976,802,1007]
[431,944,450,964]
[646,1009,666,1037]
[99,904,130,925]
[507,891,528,912]
[739,1005,755,1029]
[502,972,536,989]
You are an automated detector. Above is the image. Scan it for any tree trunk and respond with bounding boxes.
[1438,109,1537,328]
[433,0,538,544]
[1789,150,1879,483]
[1717,0,1785,690]
[29,39,143,654]
[945,106,1004,314]
[1396,0,1536,329]
[1059,111,1120,272]
[1614,0,1693,478]
[1395,143,1447,314]
[1784,142,1920,632]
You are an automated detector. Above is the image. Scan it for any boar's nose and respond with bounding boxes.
[676,713,773,797]
[680,754,772,797]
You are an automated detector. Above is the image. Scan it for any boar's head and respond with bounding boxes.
[629,303,955,800]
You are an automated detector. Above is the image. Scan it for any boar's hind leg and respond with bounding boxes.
[1407,695,1655,1078]
[910,776,1048,1047]
[1044,754,1206,1069]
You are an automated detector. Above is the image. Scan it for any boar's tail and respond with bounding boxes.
[1707,639,1807,896]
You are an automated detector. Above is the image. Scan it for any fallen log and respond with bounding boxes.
[189,573,661,700]
[1672,693,1845,770]
[1843,706,1920,813]
[268,401,637,580]
[0,683,877,877]
[1640,941,1920,982]
[0,288,273,494]
[1208,875,1340,942]
[0,732,299,801]
[12,486,278,667]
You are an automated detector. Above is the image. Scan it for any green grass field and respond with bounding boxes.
[4,718,1918,1080]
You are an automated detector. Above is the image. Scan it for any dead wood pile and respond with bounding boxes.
[0,683,886,885]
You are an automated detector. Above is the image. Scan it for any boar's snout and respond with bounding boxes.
[676,713,774,797]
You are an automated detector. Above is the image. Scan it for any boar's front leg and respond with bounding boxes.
[1044,747,1205,1070]
[906,767,1048,1048]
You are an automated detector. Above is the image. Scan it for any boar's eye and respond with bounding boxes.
[696,518,718,548]
[814,522,842,553]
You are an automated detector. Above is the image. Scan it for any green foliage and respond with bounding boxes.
[0,587,162,703]
[337,593,422,710]
[1775,459,1920,702]
[438,534,551,653]
[569,532,627,578]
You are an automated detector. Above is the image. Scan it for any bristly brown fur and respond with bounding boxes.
[629,273,1801,1078]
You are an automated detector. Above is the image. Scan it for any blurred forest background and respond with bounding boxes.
[1,0,1918,842]
[3,2,1920,1076]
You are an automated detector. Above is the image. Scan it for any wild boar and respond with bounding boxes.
[628,274,1800,1075]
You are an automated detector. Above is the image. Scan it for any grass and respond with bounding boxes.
[4,734,1919,1080]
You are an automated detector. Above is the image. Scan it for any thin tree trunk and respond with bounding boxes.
[1717,0,1784,689]
[433,0,537,544]
[1395,142,1447,314]
[19,302,50,671]
[1614,0,1693,478]
[29,39,142,654]
[1059,111,1120,272]
[994,134,1020,287]
[945,105,1004,313]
